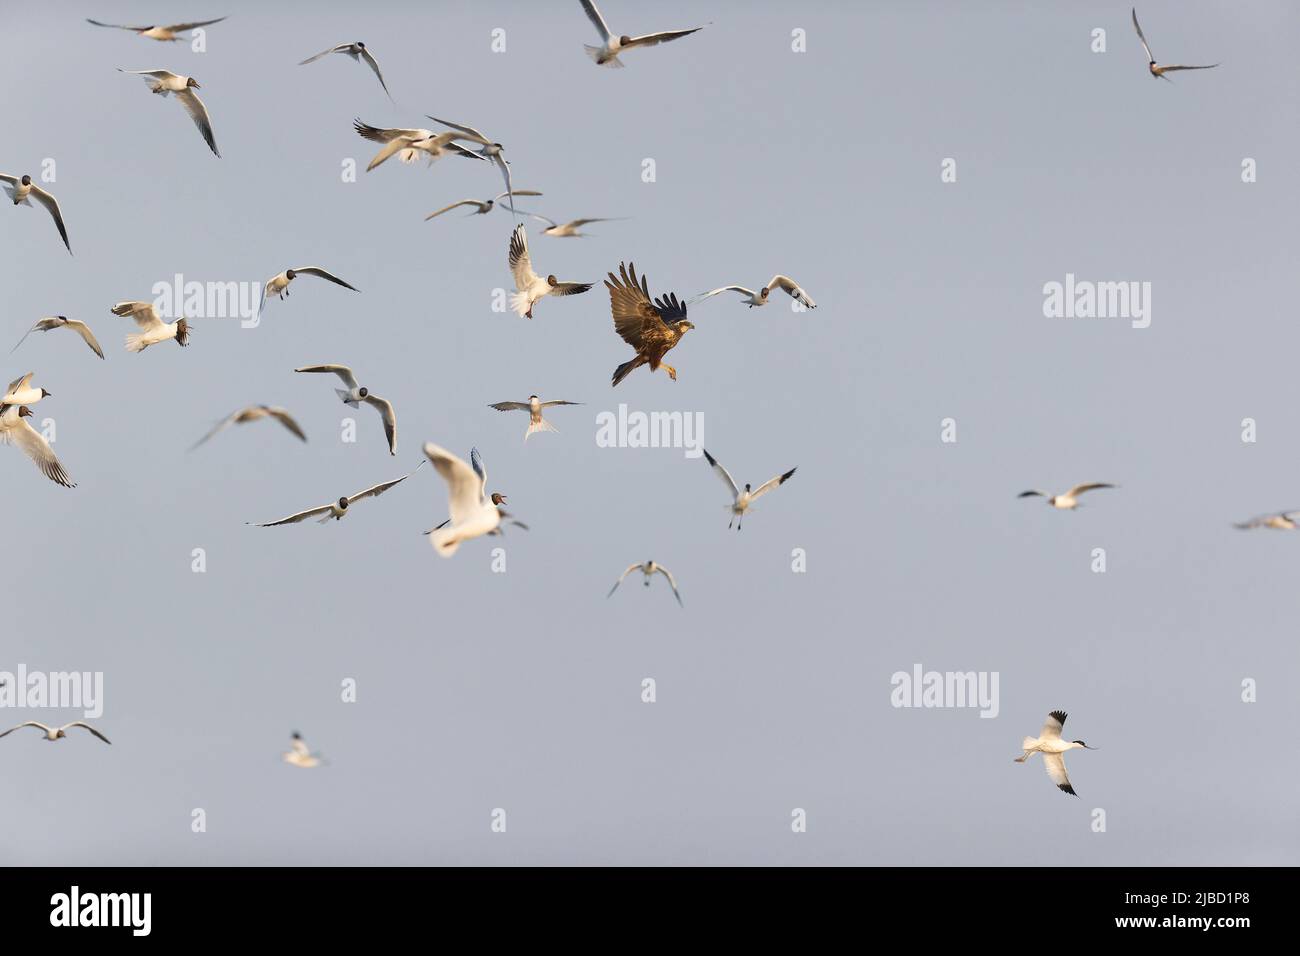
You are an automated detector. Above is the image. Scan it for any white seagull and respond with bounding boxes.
[1018,483,1116,510]
[691,275,816,310]
[579,0,706,67]
[117,69,220,157]
[1015,711,1096,797]
[0,403,75,488]
[1234,511,1300,531]
[190,405,307,451]
[703,448,797,530]
[294,364,396,455]
[0,173,71,253]
[11,316,104,360]
[423,443,507,557]
[1,372,52,407]
[300,42,392,99]
[0,721,110,744]
[508,224,593,319]
[352,119,486,171]
[425,116,516,213]
[425,190,542,221]
[488,395,582,440]
[523,213,624,238]
[607,561,683,607]
[250,471,413,527]
[1131,8,1219,81]
[425,447,527,536]
[258,266,359,319]
[111,301,191,352]
[282,731,325,768]
[87,17,226,42]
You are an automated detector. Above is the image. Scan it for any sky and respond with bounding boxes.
[1,0,1297,866]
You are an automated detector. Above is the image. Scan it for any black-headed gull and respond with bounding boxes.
[353,120,485,171]
[1,372,52,407]
[425,190,542,221]
[11,316,104,360]
[87,17,226,42]
[249,471,414,527]
[606,262,694,386]
[607,561,683,607]
[0,173,71,253]
[423,443,507,557]
[300,42,392,99]
[488,395,582,440]
[190,405,307,451]
[0,721,109,743]
[1131,8,1218,80]
[579,0,706,68]
[294,364,396,455]
[111,301,191,352]
[258,267,358,319]
[691,275,816,310]
[282,731,325,768]
[425,448,527,536]
[508,224,593,319]
[1018,483,1115,510]
[1015,711,1096,797]
[117,70,220,157]
[0,404,74,488]
[703,449,796,530]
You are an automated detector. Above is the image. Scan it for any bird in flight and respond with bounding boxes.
[424,443,512,557]
[425,447,527,537]
[607,561,683,607]
[522,213,625,238]
[1,372,53,409]
[488,395,582,440]
[300,42,392,100]
[249,472,414,527]
[508,224,593,319]
[1018,483,1115,510]
[294,364,396,455]
[111,301,191,352]
[579,0,706,68]
[425,116,517,214]
[605,262,694,386]
[1,173,71,253]
[0,403,75,488]
[703,449,796,530]
[11,316,103,360]
[1234,511,1300,531]
[691,275,816,311]
[117,70,220,157]
[283,731,325,768]
[190,405,307,451]
[425,191,542,222]
[0,721,110,744]
[1015,711,1096,796]
[353,120,485,171]
[87,17,226,42]
[1131,8,1219,80]
[258,266,358,318]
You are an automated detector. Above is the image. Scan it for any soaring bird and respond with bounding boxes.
[282,731,325,768]
[0,173,71,253]
[294,364,395,455]
[522,213,624,238]
[0,721,109,744]
[703,449,796,530]
[508,224,593,319]
[691,275,816,310]
[117,70,220,157]
[579,0,706,68]
[605,262,695,386]
[300,42,392,99]
[11,316,104,360]
[488,395,582,440]
[1017,483,1115,510]
[111,301,191,352]
[87,17,226,42]
[1234,511,1300,531]
[1015,711,1096,797]
[1131,8,1218,80]
[189,405,307,451]
[249,472,413,527]
[353,120,486,172]
[0,404,74,488]
[607,561,683,606]
[425,190,542,221]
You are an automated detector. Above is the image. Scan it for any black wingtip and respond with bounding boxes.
[1049,710,1068,725]
[1059,784,1078,797]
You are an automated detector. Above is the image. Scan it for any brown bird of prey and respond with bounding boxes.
[606,262,695,387]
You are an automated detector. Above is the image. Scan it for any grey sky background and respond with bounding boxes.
[2,1,1297,865]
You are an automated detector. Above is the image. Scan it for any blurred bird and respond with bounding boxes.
[425,190,542,221]
[87,17,226,42]
[607,561,683,606]
[1234,511,1300,531]
[1131,8,1218,80]
[353,120,485,171]
[0,721,109,744]
[190,405,307,451]
[300,42,392,99]
[282,731,325,768]
[1017,483,1115,510]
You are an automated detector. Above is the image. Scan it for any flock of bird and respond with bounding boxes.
[0,6,1232,801]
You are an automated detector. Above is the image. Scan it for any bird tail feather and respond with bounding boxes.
[509,291,532,318]
[1021,737,1037,750]
[335,388,360,407]
[430,526,460,557]
[525,418,558,440]
[585,44,624,68]
[124,333,148,353]
[611,358,640,387]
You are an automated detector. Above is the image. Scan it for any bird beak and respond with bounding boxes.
[191,81,201,89]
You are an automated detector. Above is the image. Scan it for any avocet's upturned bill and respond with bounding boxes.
[489,394,582,441]
[111,301,191,352]
[703,449,796,530]
[606,261,694,386]
[117,70,220,157]
[0,721,110,744]
[0,173,71,253]
[87,17,226,42]
[1017,483,1116,510]
[294,364,395,455]
[1015,711,1096,796]
[607,561,683,607]
[300,42,392,100]
[248,471,414,527]
[579,0,706,68]
[283,731,325,768]
[190,405,307,451]
[690,275,816,311]
[1131,8,1219,80]
[508,224,593,319]
[11,316,104,360]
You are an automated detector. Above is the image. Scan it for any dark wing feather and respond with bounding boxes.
[606,261,668,348]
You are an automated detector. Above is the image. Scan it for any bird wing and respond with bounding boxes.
[509,224,539,288]
[9,320,51,355]
[1159,63,1219,71]
[424,116,491,146]
[1043,752,1075,795]
[358,46,393,99]
[425,200,484,220]
[491,153,514,214]
[112,301,165,330]
[621,27,705,50]
[347,473,409,504]
[1065,482,1115,498]
[689,285,753,305]
[291,267,359,291]
[1041,710,1067,740]
[605,262,669,348]
[607,563,642,598]
[0,419,75,488]
[188,410,240,450]
[1017,490,1048,499]
[423,443,484,525]
[166,18,228,32]
[299,44,348,65]
[495,189,541,203]
[470,446,488,499]
[353,120,431,143]
[362,394,397,455]
[86,18,153,31]
[252,503,334,526]
[64,721,112,744]
[702,449,740,500]
[540,400,582,408]
[0,721,52,738]
[524,213,559,229]
[265,407,307,442]
[489,401,530,412]
[29,184,71,253]
[119,69,179,79]
[654,564,684,607]
[63,320,105,359]
[294,364,358,390]
[751,467,797,501]
[766,275,815,308]
[176,88,220,157]
[580,0,614,42]
[290,735,311,756]
[4,372,33,395]
[1131,8,1155,61]
[550,281,593,297]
